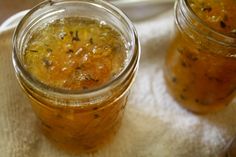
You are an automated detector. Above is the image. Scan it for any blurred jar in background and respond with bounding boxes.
[164,0,236,114]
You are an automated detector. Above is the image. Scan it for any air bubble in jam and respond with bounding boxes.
[99,20,107,26]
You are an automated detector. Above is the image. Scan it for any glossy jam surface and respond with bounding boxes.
[22,17,130,153]
[164,0,236,113]
[24,17,127,90]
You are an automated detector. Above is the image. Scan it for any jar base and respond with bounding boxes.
[164,75,229,114]
[38,119,122,154]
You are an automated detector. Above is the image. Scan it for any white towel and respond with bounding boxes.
[1,8,236,157]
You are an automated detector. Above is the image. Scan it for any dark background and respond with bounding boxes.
[0,0,43,24]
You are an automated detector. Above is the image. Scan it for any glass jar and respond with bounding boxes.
[12,0,140,153]
[164,0,236,114]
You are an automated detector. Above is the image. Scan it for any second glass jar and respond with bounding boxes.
[164,0,236,114]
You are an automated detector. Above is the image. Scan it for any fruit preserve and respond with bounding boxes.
[13,0,140,154]
[164,0,236,114]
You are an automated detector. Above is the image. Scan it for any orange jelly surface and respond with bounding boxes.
[165,0,236,113]
[24,17,127,90]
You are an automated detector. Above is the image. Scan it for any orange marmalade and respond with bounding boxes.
[21,17,130,153]
[24,17,126,90]
[164,0,236,114]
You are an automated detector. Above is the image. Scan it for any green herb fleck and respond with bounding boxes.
[29,50,38,52]
[172,77,177,83]
[187,53,198,61]
[41,121,52,129]
[201,6,212,12]
[89,38,94,44]
[66,49,74,54]
[180,94,186,100]
[93,107,98,110]
[94,114,100,119]
[204,74,223,83]
[42,58,53,68]
[82,86,88,90]
[47,48,53,53]
[195,99,199,103]
[182,88,188,92]
[220,21,226,28]
[181,61,187,67]
[69,30,80,42]
[85,75,99,82]
[76,66,82,71]
[69,31,73,36]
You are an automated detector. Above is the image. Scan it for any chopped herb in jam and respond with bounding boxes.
[220,21,226,28]
[201,6,212,12]
[29,50,38,52]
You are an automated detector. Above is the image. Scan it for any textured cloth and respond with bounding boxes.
[1,9,236,157]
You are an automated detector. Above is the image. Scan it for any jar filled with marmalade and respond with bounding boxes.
[13,0,140,154]
[164,0,236,114]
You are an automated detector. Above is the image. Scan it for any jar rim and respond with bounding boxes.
[176,0,236,47]
[13,0,140,98]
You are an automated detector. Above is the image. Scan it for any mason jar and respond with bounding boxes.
[164,0,236,114]
[13,0,140,153]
